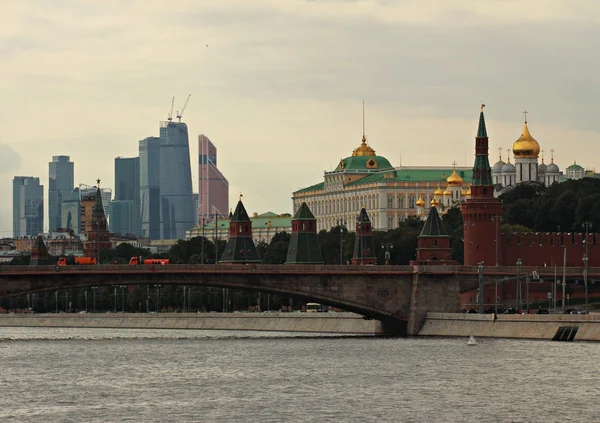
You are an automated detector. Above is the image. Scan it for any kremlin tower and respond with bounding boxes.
[461,105,503,266]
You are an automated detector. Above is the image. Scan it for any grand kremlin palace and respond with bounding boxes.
[292,135,473,232]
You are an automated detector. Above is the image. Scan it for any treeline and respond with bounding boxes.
[501,178,600,232]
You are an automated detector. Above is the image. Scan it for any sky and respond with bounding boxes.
[2,0,600,236]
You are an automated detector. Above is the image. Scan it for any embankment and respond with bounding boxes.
[0,312,384,334]
[419,312,600,341]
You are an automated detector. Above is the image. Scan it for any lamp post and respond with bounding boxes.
[113,286,117,313]
[92,286,98,312]
[119,285,127,312]
[337,219,346,265]
[491,215,503,267]
[478,262,484,313]
[516,258,522,310]
[154,284,161,313]
[465,221,475,266]
[582,221,592,310]
[382,244,393,265]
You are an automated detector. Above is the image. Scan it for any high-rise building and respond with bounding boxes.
[61,188,81,234]
[198,134,229,224]
[192,193,199,226]
[114,157,140,236]
[13,176,44,238]
[78,184,112,235]
[139,136,161,239]
[158,121,194,240]
[48,156,74,231]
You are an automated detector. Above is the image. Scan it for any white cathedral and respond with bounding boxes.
[492,116,561,195]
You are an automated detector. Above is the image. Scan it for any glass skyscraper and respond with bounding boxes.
[13,176,44,238]
[139,137,161,239]
[158,121,194,240]
[48,156,74,231]
[198,134,229,224]
[114,157,140,236]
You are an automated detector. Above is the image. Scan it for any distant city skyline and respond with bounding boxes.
[2,1,600,235]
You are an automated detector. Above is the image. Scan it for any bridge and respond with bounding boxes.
[1,264,597,335]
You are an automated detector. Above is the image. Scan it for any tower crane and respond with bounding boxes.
[176,94,191,122]
[167,96,175,121]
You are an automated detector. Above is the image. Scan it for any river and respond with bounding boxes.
[0,328,597,422]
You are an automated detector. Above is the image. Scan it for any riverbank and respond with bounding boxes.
[419,312,600,341]
[0,312,384,334]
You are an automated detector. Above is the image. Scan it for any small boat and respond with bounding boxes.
[467,335,477,346]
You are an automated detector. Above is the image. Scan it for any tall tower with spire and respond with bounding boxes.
[461,106,503,266]
[219,197,261,264]
[84,180,112,262]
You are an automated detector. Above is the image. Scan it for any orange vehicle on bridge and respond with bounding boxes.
[128,256,170,265]
[57,257,97,266]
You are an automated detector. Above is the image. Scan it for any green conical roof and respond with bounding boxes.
[93,186,105,219]
[293,202,315,220]
[357,208,370,223]
[477,106,487,137]
[231,200,250,222]
[420,206,448,237]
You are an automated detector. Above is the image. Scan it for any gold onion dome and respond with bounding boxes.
[446,170,463,186]
[466,187,472,195]
[416,196,425,207]
[434,185,444,196]
[443,189,452,196]
[352,135,376,157]
[513,121,540,158]
[431,198,439,207]
[461,189,468,196]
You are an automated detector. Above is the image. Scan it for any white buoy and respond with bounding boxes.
[467,335,477,346]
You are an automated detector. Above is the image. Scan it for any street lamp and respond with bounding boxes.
[491,215,503,267]
[91,286,98,312]
[516,258,522,310]
[337,219,346,265]
[154,284,161,313]
[582,221,592,310]
[478,262,484,313]
[118,285,127,312]
[381,244,393,265]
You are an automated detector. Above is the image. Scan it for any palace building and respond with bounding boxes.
[292,134,473,232]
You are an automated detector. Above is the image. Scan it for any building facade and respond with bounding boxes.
[114,157,140,236]
[158,121,194,240]
[198,134,229,224]
[139,136,161,239]
[13,176,44,238]
[48,155,74,231]
[61,188,81,234]
[292,135,473,231]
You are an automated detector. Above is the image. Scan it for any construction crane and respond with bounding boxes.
[176,94,191,122]
[167,97,175,121]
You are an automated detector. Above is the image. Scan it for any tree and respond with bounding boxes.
[262,232,290,264]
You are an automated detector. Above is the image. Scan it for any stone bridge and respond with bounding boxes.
[0,264,596,335]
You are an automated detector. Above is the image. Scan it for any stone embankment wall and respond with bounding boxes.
[419,312,600,341]
[0,312,384,334]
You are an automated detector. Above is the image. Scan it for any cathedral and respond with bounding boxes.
[492,113,561,195]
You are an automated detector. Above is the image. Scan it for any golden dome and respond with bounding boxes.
[446,170,463,186]
[443,189,452,196]
[431,198,439,207]
[416,196,425,207]
[352,135,376,157]
[466,187,471,196]
[461,189,468,196]
[513,122,540,158]
[434,186,444,196]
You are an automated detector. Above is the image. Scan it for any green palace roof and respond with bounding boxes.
[294,168,473,194]
[191,212,292,232]
[335,155,393,172]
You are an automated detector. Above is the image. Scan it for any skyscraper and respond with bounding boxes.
[158,121,194,240]
[139,136,161,239]
[114,157,141,236]
[13,176,44,238]
[48,156,74,231]
[61,187,81,234]
[198,134,229,224]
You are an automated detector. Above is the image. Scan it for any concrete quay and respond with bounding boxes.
[419,312,600,341]
[0,312,384,335]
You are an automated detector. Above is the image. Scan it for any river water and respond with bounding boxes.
[0,328,597,423]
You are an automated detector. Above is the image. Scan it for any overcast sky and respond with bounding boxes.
[2,0,599,236]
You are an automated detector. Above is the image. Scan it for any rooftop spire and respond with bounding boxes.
[477,104,487,137]
[362,100,365,138]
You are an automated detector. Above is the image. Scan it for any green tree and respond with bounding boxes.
[262,232,290,264]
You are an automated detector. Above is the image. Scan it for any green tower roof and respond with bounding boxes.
[231,200,251,222]
[420,206,448,237]
[477,105,487,137]
[293,202,316,220]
